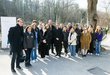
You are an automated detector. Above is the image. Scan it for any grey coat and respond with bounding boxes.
[24,32,35,49]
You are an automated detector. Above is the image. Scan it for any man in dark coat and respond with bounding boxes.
[8,18,24,73]
[62,26,69,55]
[54,24,63,57]
[38,25,51,58]
[48,19,56,54]
[74,24,81,55]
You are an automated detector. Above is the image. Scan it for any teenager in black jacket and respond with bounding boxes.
[62,26,69,56]
[48,20,56,54]
[54,24,63,57]
[24,26,35,67]
[38,23,50,59]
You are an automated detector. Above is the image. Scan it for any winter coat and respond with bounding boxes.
[49,25,56,44]
[63,31,69,42]
[68,32,77,45]
[24,32,35,49]
[75,28,81,44]
[80,32,91,50]
[95,32,103,42]
[54,28,63,46]
[8,24,24,52]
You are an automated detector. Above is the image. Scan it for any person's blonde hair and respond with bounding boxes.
[31,23,36,27]
[95,26,101,32]
[17,18,23,22]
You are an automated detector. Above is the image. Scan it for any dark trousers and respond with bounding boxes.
[50,43,54,53]
[88,41,94,53]
[76,43,81,53]
[9,45,12,55]
[55,44,62,56]
[63,41,68,54]
[11,50,21,69]
[39,43,47,58]
[45,45,49,55]
[25,48,32,65]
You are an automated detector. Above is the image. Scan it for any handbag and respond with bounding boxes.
[19,56,25,63]
[19,50,26,63]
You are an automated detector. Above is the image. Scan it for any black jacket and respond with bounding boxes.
[54,28,63,45]
[49,25,56,44]
[31,27,40,43]
[8,24,24,52]
[39,29,50,45]
[23,32,35,49]
[75,28,81,44]
[62,31,69,42]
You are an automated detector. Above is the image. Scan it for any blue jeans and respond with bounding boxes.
[95,41,101,54]
[69,45,76,56]
[68,45,70,53]
[31,48,37,60]
[31,41,38,60]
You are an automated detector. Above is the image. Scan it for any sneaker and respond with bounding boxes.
[96,54,100,56]
[11,69,16,73]
[56,56,59,58]
[16,66,22,70]
[84,55,87,57]
[82,55,86,57]
[25,64,32,67]
[90,53,93,55]
[75,54,78,57]
[66,54,69,58]
[55,54,58,56]
[32,60,36,63]
[65,53,67,56]
[59,55,61,57]
[28,64,32,67]
[36,59,38,61]
[25,64,29,67]
[52,52,55,54]
[41,58,45,61]
[45,55,49,57]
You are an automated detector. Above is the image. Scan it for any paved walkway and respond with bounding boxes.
[0,50,110,75]
[0,34,110,75]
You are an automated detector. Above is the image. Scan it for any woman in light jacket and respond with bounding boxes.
[68,27,77,56]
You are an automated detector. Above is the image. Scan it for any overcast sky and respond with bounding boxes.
[40,0,110,12]
[74,0,110,12]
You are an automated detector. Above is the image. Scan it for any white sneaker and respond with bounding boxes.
[36,59,38,61]
[96,53,100,56]
[66,54,69,58]
[32,60,36,63]
[56,56,59,58]
[75,54,78,57]
[90,53,93,55]
[40,58,45,61]
[45,55,49,57]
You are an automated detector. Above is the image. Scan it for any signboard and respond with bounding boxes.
[1,17,16,48]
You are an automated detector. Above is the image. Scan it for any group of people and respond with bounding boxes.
[8,18,103,73]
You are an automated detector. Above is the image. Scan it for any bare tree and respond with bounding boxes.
[103,1,110,27]
[87,0,98,29]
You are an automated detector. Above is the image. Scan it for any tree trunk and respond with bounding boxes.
[87,0,98,30]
